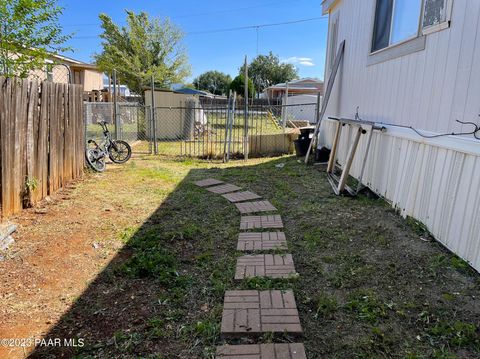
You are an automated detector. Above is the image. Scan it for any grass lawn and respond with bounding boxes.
[2,155,479,358]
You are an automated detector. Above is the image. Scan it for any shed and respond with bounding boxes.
[144,89,207,140]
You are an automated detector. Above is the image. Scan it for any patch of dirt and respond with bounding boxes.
[0,162,167,358]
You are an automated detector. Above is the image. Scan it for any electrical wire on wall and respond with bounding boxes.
[407,119,480,140]
[354,107,480,140]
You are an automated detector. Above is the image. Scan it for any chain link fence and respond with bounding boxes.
[148,99,321,159]
[28,63,71,84]
[84,102,152,154]
[83,76,321,159]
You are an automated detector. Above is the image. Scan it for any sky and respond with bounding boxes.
[57,0,329,82]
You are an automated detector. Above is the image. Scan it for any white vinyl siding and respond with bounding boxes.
[327,0,478,135]
[321,0,480,272]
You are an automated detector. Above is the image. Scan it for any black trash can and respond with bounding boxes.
[294,139,311,156]
[294,127,315,157]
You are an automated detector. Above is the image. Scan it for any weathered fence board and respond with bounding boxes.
[0,77,84,218]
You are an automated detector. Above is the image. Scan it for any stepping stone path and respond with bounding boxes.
[216,343,307,359]
[237,232,288,251]
[234,254,297,280]
[206,183,242,194]
[235,200,277,214]
[221,290,302,336]
[222,191,262,203]
[194,178,224,187]
[240,215,283,230]
[193,178,306,357]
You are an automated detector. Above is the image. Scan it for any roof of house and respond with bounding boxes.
[265,78,324,91]
[268,86,321,91]
[49,53,101,72]
[322,0,341,15]
[174,87,211,96]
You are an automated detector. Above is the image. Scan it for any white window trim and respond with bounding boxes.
[422,0,454,35]
[368,35,426,66]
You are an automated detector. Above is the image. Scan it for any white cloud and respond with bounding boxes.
[299,61,315,66]
[281,56,315,67]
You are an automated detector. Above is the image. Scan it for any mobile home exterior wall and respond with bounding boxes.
[323,0,480,136]
[321,0,480,271]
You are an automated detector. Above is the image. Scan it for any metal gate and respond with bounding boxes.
[152,102,247,159]
[117,104,152,153]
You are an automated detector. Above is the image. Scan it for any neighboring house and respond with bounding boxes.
[29,53,104,91]
[264,78,324,100]
[320,0,480,271]
[282,94,319,124]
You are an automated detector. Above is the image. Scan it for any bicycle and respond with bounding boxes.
[85,121,132,172]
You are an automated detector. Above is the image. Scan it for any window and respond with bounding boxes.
[391,0,423,43]
[371,0,451,53]
[422,0,451,31]
[372,0,422,52]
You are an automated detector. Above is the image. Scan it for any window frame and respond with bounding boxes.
[421,0,454,35]
[370,0,452,56]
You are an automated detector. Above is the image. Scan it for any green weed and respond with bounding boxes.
[314,293,338,319]
[328,255,374,289]
[345,290,388,324]
[428,320,479,347]
[240,276,297,291]
[354,326,396,358]
[118,249,185,287]
[405,216,430,236]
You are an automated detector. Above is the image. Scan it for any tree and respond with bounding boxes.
[95,11,190,97]
[240,52,298,94]
[229,74,255,98]
[193,70,231,96]
[0,0,70,78]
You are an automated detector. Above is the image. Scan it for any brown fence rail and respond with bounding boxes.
[0,77,84,218]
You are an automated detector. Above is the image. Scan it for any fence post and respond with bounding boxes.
[223,90,232,162]
[227,92,236,162]
[151,76,158,155]
[282,82,289,129]
[112,69,118,139]
[315,92,322,124]
[243,55,249,161]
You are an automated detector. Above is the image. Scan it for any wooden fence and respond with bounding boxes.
[0,77,85,218]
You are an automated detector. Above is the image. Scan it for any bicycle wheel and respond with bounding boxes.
[108,140,132,164]
[85,148,106,172]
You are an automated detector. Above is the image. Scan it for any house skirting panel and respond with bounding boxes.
[319,119,480,272]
